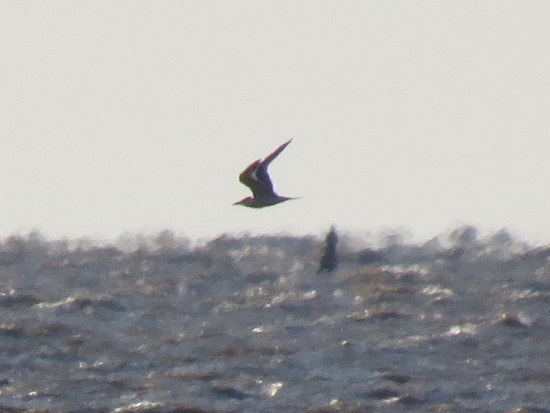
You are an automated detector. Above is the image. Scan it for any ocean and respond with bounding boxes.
[0,227,548,412]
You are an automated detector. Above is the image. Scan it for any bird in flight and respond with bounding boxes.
[234,139,297,208]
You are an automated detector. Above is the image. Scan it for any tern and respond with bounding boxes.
[233,139,297,208]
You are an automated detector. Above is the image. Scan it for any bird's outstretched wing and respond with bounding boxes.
[238,139,292,199]
[261,139,292,168]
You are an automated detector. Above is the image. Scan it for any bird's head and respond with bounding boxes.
[233,197,254,207]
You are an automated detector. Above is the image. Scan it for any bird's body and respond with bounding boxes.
[234,139,297,208]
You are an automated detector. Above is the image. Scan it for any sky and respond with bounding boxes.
[1,1,550,243]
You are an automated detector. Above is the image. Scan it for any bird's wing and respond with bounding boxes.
[238,139,292,199]
[239,160,270,198]
[261,139,292,167]
[253,139,292,196]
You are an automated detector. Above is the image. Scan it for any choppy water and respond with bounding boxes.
[0,229,549,412]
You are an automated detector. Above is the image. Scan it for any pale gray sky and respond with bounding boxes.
[1,1,550,242]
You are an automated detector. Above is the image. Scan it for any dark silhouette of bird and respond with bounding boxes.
[233,139,297,208]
